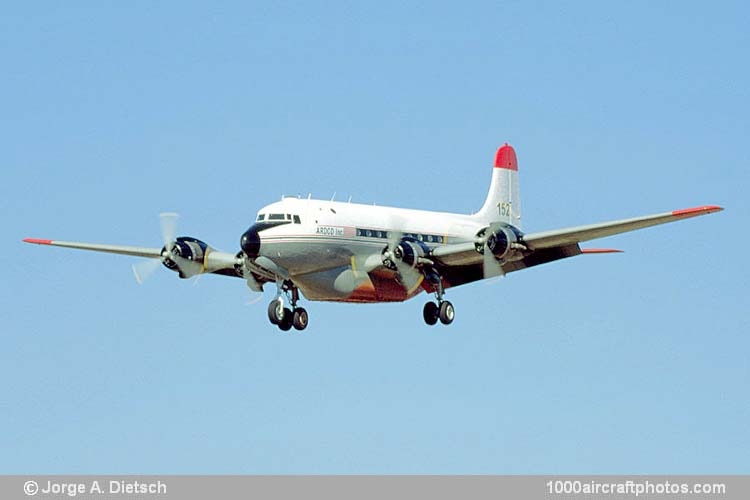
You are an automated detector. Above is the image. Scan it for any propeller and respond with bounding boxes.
[241,259,264,293]
[131,212,203,284]
[479,223,508,280]
[476,222,526,278]
[132,258,161,284]
[383,216,424,293]
[482,240,505,279]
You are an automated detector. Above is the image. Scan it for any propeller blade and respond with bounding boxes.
[395,259,423,292]
[171,254,204,279]
[132,258,162,284]
[482,243,505,279]
[159,212,179,247]
[246,294,264,306]
[384,214,423,292]
[481,223,506,279]
[236,256,265,296]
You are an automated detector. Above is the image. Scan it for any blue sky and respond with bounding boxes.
[2,1,748,473]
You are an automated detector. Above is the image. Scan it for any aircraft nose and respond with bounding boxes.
[240,225,261,258]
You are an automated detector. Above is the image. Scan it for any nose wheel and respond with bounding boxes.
[268,282,309,332]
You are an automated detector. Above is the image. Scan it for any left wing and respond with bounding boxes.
[521,205,723,251]
[429,205,723,276]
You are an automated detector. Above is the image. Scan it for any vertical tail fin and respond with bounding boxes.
[473,143,522,228]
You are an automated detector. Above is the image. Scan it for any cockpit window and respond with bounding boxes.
[268,213,286,220]
[256,214,265,221]
[293,215,301,224]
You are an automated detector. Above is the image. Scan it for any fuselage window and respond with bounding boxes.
[355,228,441,240]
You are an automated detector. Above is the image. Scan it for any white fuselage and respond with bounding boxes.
[253,197,486,302]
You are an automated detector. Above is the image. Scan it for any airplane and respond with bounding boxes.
[24,143,723,332]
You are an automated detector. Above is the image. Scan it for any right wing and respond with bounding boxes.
[22,238,163,258]
[21,237,274,284]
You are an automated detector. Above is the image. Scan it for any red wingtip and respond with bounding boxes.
[671,205,724,218]
[581,248,624,254]
[23,238,52,245]
[494,143,518,170]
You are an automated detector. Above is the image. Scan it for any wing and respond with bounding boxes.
[22,238,162,258]
[22,236,284,290]
[429,205,723,282]
[521,205,723,250]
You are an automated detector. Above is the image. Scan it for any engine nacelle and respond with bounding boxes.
[163,237,209,277]
[383,237,430,270]
[477,224,524,261]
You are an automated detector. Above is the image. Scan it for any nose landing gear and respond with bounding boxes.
[267,281,308,332]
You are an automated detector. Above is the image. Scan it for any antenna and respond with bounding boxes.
[330,192,336,202]
[347,195,352,203]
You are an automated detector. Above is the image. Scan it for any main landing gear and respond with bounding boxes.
[422,271,454,326]
[267,282,308,332]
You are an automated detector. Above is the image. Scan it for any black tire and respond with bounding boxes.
[423,301,439,325]
[268,300,284,325]
[439,301,455,325]
[292,308,309,331]
[278,308,294,331]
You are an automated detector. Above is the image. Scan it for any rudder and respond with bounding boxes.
[473,143,522,228]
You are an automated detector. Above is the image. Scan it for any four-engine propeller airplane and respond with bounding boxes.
[24,143,723,331]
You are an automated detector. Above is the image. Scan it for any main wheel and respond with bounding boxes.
[438,301,455,325]
[278,307,294,331]
[268,299,284,325]
[423,301,439,325]
[293,307,309,331]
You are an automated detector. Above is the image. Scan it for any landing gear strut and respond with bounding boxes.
[268,281,308,332]
[422,271,454,326]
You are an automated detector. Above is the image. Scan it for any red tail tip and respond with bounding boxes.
[494,143,518,170]
[23,238,52,245]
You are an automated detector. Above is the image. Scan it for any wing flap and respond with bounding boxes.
[429,242,477,267]
[502,243,581,273]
